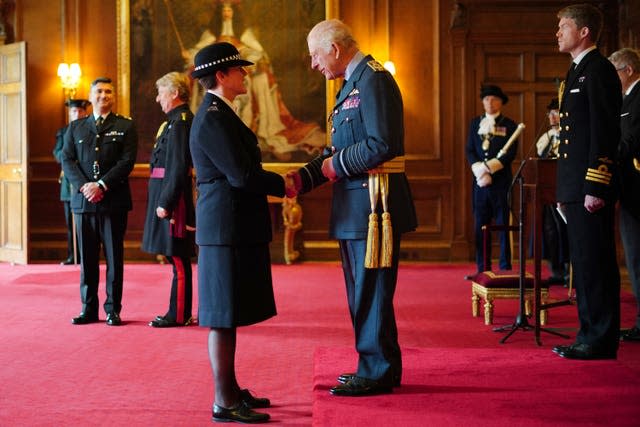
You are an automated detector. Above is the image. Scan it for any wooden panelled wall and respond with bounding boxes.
[15,0,639,263]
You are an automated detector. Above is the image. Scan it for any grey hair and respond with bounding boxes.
[307,19,358,53]
[156,71,191,102]
[609,48,640,73]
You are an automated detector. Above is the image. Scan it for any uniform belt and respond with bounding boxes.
[150,167,194,179]
[368,156,405,174]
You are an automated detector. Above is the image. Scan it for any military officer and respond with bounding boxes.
[287,19,417,396]
[53,98,90,265]
[551,4,621,360]
[62,77,138,326]
[609,48,640,342]
[465,84,519,276]
[141,71,196,328]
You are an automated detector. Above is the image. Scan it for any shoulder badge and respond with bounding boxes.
[367,60,385,72]
[181,112,188,121]
[206,101,220,112]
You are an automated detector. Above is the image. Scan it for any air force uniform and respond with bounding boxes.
[296,54,417,386]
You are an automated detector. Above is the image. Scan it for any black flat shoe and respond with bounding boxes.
[60,257,77,265]
[106,312,121,326]
[621,326,640,342]
[330,376,392,396]
[71,313,99,325]
[239,389,270,408]
[212,402,269,423]
[338,372,401,387]
[149,315,194,327]
[555,343,616,360]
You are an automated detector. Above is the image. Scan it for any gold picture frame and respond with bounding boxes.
[117,0,338,167]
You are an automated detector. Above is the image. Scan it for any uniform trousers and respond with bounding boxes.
[62,200,79,260]
[76,211,128,316]
[565,202,620,352]
[339,234,402,385]
[166,255,193,324]
[620,205,640,329]
[473,185,512,272]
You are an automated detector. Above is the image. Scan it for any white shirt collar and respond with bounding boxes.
[210,90,239,116]
[573,45,596,66]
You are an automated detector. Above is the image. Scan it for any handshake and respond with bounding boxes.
[283,150,338,198]
[471,158,503,188]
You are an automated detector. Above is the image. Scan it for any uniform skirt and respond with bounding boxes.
[197,244,277,328]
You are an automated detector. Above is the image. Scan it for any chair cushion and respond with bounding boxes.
[472,271,547,289]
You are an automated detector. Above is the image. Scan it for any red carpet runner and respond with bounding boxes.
[0,262,638,426]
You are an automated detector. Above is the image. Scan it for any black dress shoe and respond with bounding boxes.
[61,256,78,265]
[330,376,392,396]
[338,372,401,387]
[106,312,122,326]
[555,343,616,360]
[621,326,640,342]
[239,389,270,408]
[552,344,573,354]
[212,401,269,423]
[71,313,99,325]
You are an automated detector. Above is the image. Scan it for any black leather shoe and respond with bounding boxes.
[555,343,616,360]
[621,326,640,342]
[552,344,573,354]
[330,376,392,396]
[239,389,270,408]
[106,312,122,326]
[61,256,77,265]
[338,372,401,387]
[71,313,98,325]
[212,401,269,423]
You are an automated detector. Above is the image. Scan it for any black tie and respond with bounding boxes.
[95,116,104,132]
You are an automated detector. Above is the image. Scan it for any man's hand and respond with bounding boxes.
[476,173,492,187]
[80,182,104,203]
[584,194,605,213]
[156,207,168,218]
[321,157,337,181]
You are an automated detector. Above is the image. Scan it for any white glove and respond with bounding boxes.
[471,161,489,179]
[485,158,504,174]
[476,173,492,187]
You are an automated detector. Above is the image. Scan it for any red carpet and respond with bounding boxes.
[0,262,639,426]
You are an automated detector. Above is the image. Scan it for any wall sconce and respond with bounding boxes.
[57,62,82,99]
[383,60,396,76]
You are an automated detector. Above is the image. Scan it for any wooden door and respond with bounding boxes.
[0,42,28,264]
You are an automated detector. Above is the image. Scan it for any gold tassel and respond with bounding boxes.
[380,212,393,267]
[365,213,379,268]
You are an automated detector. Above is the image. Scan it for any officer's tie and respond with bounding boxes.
[95,116,104,132]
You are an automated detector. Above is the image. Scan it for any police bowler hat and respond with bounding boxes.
[65,99,90,109]
[480,84,508,104]
[191,42,253,79]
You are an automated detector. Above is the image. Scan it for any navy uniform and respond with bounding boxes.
[296,54,417,388]
[141,103,195,326]
[618,72,640,338]
[557,48,621,356]
[62,112,138,319]
[190,92,285,328]
[465,90,518,273]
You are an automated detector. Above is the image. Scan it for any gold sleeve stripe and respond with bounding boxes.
[586,169,612,184]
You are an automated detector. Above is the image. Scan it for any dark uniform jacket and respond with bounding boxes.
[141,104,195,256]
[465,114,519,192]
[189,93,285,246]
[619,81,640,219]
[54,126,73,201]
[62,113,138,213]
[298,55,417,239]
[557,49,621,203]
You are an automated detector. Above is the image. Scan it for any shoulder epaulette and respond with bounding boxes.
[181,112,188,121]
[115,113,133,120]
[367,60,385,72]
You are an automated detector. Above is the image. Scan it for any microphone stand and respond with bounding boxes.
[493,119,551,343]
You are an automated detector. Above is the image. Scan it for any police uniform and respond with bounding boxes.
[557,48,621,355]
[190,92,285,328]
[465,109,518,273]
[62,112,138,318]
[618,78,640,331]
[297,54,417,386]
[141,103,195,325]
